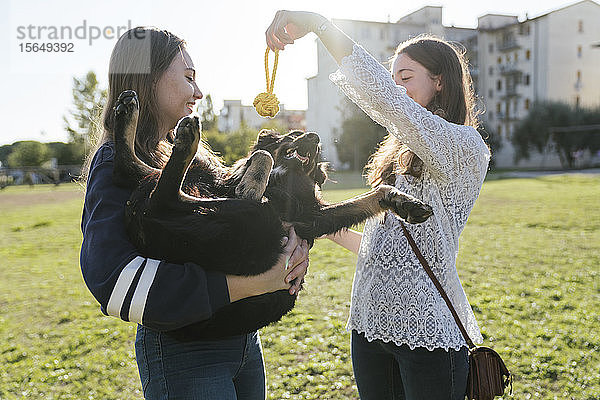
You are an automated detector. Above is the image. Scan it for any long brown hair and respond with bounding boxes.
[365,34,479,186]
[81,27,185,183]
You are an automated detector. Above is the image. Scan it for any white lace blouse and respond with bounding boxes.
[330,44,490,351]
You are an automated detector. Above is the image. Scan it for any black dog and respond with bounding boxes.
[112,90,433,340]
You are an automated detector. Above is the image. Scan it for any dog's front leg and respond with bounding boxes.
[150,116,201,208]
[377,185,433,224]
[113,90,158,187]
[294,185,433,238]
[234,150,273,201]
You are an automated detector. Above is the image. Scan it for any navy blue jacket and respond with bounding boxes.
[80,142,230,331]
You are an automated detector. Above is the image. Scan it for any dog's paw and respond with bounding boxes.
[173,116,201,152]
[114,90,139,120]
[235,150,273,201]
[379,185,433,224]
[235,181,264,201]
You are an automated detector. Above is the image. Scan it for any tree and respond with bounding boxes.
[46,141,86,165]
[63,71,107,154]
[334,99,387,170]
[477,123,503,168]
[6,141,50,167]
[260,119,289,134]
[203,122,257,166]
[0,144,12,167]
[512,102,600,168]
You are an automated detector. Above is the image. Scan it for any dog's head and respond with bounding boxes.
[254,129,328,188]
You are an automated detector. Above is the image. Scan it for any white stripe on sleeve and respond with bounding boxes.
[106,256,145,319]
[128,258,160,324]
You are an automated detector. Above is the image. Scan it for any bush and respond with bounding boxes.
[512,102,600,168]
[6,141,50,167]
[202,124,258,166]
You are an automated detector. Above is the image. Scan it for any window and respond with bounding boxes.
[578,20,583,33]
[577,70,582,81]
[525,99,530,110]
[526,49,531,60]
[576,96,580,107]
[524,74,530,86]
[506,54,511,63]
[514,52,518,62]
[489,66,494,76]
[489,89,494,98]
[489,43,494,53]
[497,80,502,91]
[519,24,531,36]
[578,45,582,58]
[497,56,502,64]
[362,26,371,39]
[497,125,502,136]
[496,103,501,113]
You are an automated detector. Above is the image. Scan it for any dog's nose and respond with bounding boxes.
[306,132,320,144]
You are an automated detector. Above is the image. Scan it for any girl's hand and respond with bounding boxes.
[226,227,310,301]
[265,10,327,51]
[285,236,309,295]
[279,225,309,295]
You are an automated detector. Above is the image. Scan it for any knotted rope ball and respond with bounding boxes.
[253,47,280,118]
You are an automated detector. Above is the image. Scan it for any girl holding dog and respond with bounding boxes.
[80,27,309,399]
[266,10,490,400]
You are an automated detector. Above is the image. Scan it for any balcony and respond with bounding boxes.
[496,111,520,122]
[500,86,520,99]
[499,63,521,75]
[498,39,521,52]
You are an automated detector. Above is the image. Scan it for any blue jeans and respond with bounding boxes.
[135,325,266,400]
[351,330,468,400]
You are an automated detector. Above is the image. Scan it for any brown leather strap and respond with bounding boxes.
[400,221,476,349]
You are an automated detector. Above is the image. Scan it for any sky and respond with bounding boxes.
[0,0,581,145]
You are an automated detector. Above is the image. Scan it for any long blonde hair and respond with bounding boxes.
[365,34,479,186]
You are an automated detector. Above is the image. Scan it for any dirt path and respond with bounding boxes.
[0,187,84,208]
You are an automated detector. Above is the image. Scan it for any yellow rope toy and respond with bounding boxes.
[253,47,280,118]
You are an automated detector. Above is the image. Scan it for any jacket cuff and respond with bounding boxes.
[205,270,230,313]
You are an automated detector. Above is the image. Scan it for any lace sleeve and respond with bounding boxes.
[330,44,490,182]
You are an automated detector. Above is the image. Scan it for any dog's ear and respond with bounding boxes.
[313,162,329,188]
[255,129,280,149]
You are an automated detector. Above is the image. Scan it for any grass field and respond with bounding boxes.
[0,175,599,399]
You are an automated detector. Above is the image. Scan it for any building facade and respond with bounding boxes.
[306,1,600,169]
[477,0,600,167]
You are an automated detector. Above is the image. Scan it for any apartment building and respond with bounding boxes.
[478,0,600,167]
[306,1,600,168]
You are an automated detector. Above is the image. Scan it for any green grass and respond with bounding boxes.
[0,176,599,399]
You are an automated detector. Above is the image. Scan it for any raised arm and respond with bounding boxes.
[266,10,353,64]
[266,11,490,183]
